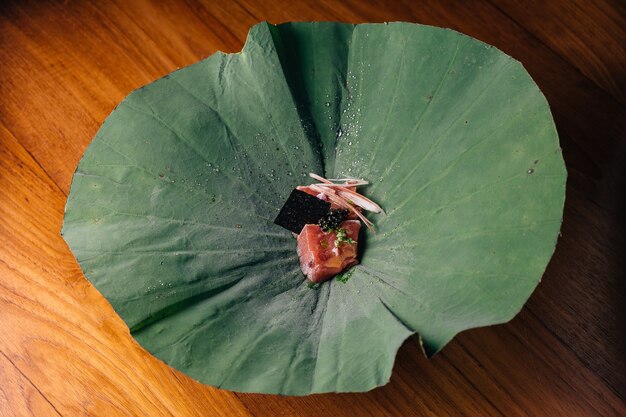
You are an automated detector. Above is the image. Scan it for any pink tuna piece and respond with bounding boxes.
[296,220,360,283]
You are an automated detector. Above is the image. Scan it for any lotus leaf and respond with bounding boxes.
[62,22,566,395]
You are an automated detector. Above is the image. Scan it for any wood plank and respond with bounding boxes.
[0,352,62,417]
[1,0,624,415]
[488,0,626,105]
[456,313,626,416]
[525,187,626,399]
[0,123,253,417]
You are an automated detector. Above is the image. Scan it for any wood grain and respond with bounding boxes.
[488,0,626,105]
[0,352,61,417]
[1,0,624,416]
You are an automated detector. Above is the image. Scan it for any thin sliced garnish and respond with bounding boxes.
[327,178,369,184]
[316,184,383,213]
[308,181,376,230]
[328,180,370,186]
[308,173,383,213]
[308,173,334,184]
[309,173,369,187]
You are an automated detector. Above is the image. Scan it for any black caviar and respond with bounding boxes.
[318,209,349,232]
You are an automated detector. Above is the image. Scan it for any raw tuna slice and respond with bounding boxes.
[297,220,361,283]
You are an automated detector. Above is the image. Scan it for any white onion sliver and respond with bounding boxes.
[306,173,379,230]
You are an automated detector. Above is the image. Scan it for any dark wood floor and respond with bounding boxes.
[1,0,624,415]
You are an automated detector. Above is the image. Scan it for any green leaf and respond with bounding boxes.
[62,22,566,395]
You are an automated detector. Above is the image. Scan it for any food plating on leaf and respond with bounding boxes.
[274,173,382,283]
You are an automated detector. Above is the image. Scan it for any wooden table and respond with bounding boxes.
[1,1,624,415]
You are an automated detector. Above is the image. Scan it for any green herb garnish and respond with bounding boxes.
[307,281,321,290]
[335,228,355,247]
[336,270,354,284]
